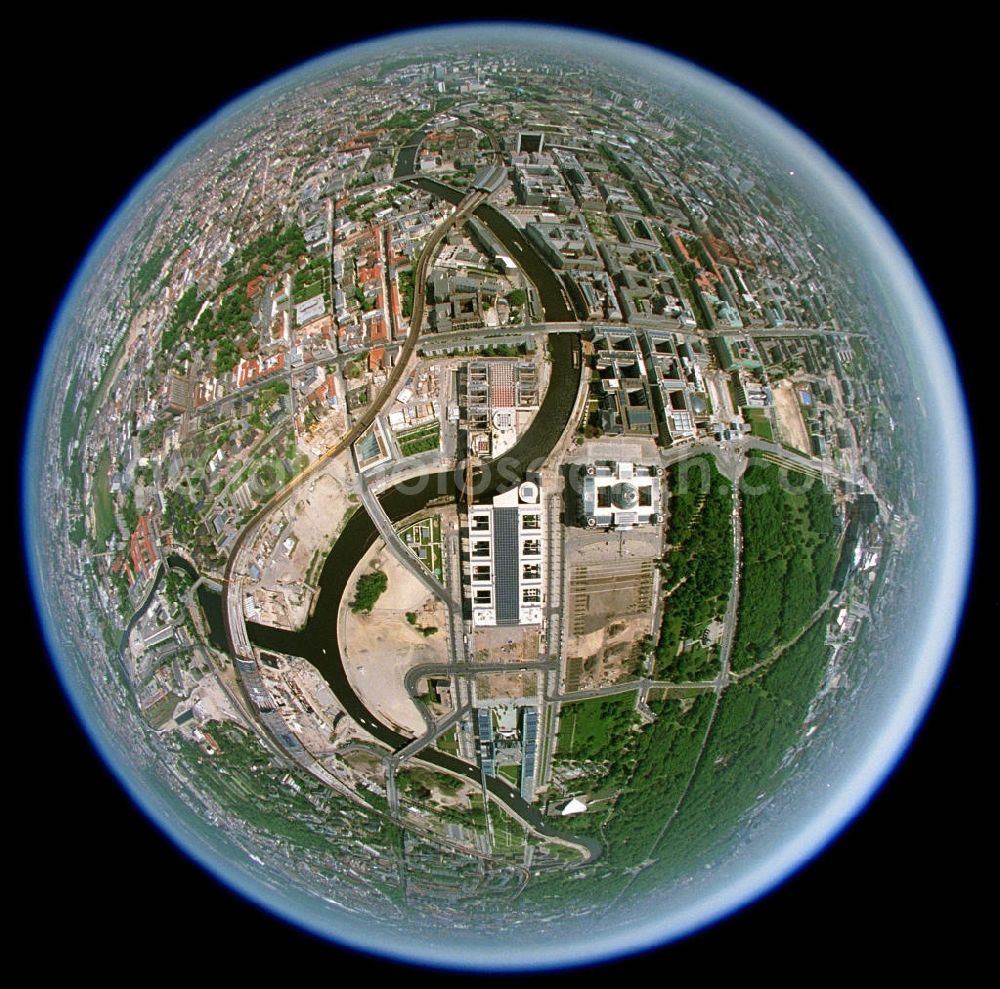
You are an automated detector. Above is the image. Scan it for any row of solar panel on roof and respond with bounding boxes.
[493,506,521,625]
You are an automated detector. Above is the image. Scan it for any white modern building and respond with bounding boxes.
[581,462,663,529]
[469,478,545,626]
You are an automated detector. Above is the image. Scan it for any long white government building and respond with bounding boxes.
[468,478,545,627]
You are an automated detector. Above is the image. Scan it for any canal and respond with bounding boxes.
[407,178,575,324]
[118,561,166,657]
[394,126,429,178]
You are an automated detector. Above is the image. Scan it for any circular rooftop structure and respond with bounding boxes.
[519,480,539,503]
[611,481,639,510]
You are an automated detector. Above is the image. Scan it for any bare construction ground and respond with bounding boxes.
[286,655,343,728]
[398,763,477,810]
[252,454,357,630]
[564,526,660,689]
[301,397,348,459]
[565,524,661,635]
[565,612,652,690]
[567,559,657,636]
[342,541,449,737]
[337,745,390,793]
[338,745,387,777]
[257,654,347,756]
[773,379,812,454]
[474,671,539,700]
[472,625,541,662]
[185,669,246,729]
[572,434,661,467]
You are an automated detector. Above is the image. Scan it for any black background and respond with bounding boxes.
[21,15,980,978]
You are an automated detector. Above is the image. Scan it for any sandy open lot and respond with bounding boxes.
[342,541,449,737]
[773,379,812,453]
[302,405,348,459]
[253,455,357,629]
[187,670,245,728]
[472,624,541,662]
[562,507,661,689]
[474,671,539,700]
[573,434,660,466]
[565,611,651,690]
[706,370,736,423]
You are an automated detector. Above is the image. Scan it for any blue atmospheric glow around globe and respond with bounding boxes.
[24,22,974,971]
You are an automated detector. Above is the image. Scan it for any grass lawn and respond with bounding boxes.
[435,727,458,754]
[746,408,774,441]
[497,764,520,786]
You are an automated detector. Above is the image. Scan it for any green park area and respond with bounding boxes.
[556,692,637,762]
[398,266,416,318]
[398,514,443,580]
[537,465,838,908]
[384,109,432,131]
[489,800,527,856]
[535,614,833,912]
[292,255,331,307]
[497,764,520,786]
[523,690,714,912]
[142,691,183,730]
[66,327,129,541]
[654,459,733,681]
[625,622,831,902]
[92,448,116,547]
[157,223,308,375]
[552,691,714,868]
[745,408,774,441]
[396,766,465,801]
[435,727,458,754]
[179,721,401,859]
[246,380,290,430]
[730,460,839,673]
[397,422,440,457]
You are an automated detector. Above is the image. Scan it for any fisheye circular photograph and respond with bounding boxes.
[23,20,975,972]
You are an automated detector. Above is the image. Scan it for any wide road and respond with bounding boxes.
[710,324,859,338]
[715,452,746,692]
[356,477,457,608]
[404,659,557,697]
[658,435,858,488]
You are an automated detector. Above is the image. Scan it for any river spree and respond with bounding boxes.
[198,151,594,846]
[197,330,584,842]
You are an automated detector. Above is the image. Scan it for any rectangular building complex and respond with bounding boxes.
[468,478,545,627]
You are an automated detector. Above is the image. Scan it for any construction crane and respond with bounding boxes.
[465,452,475,507]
